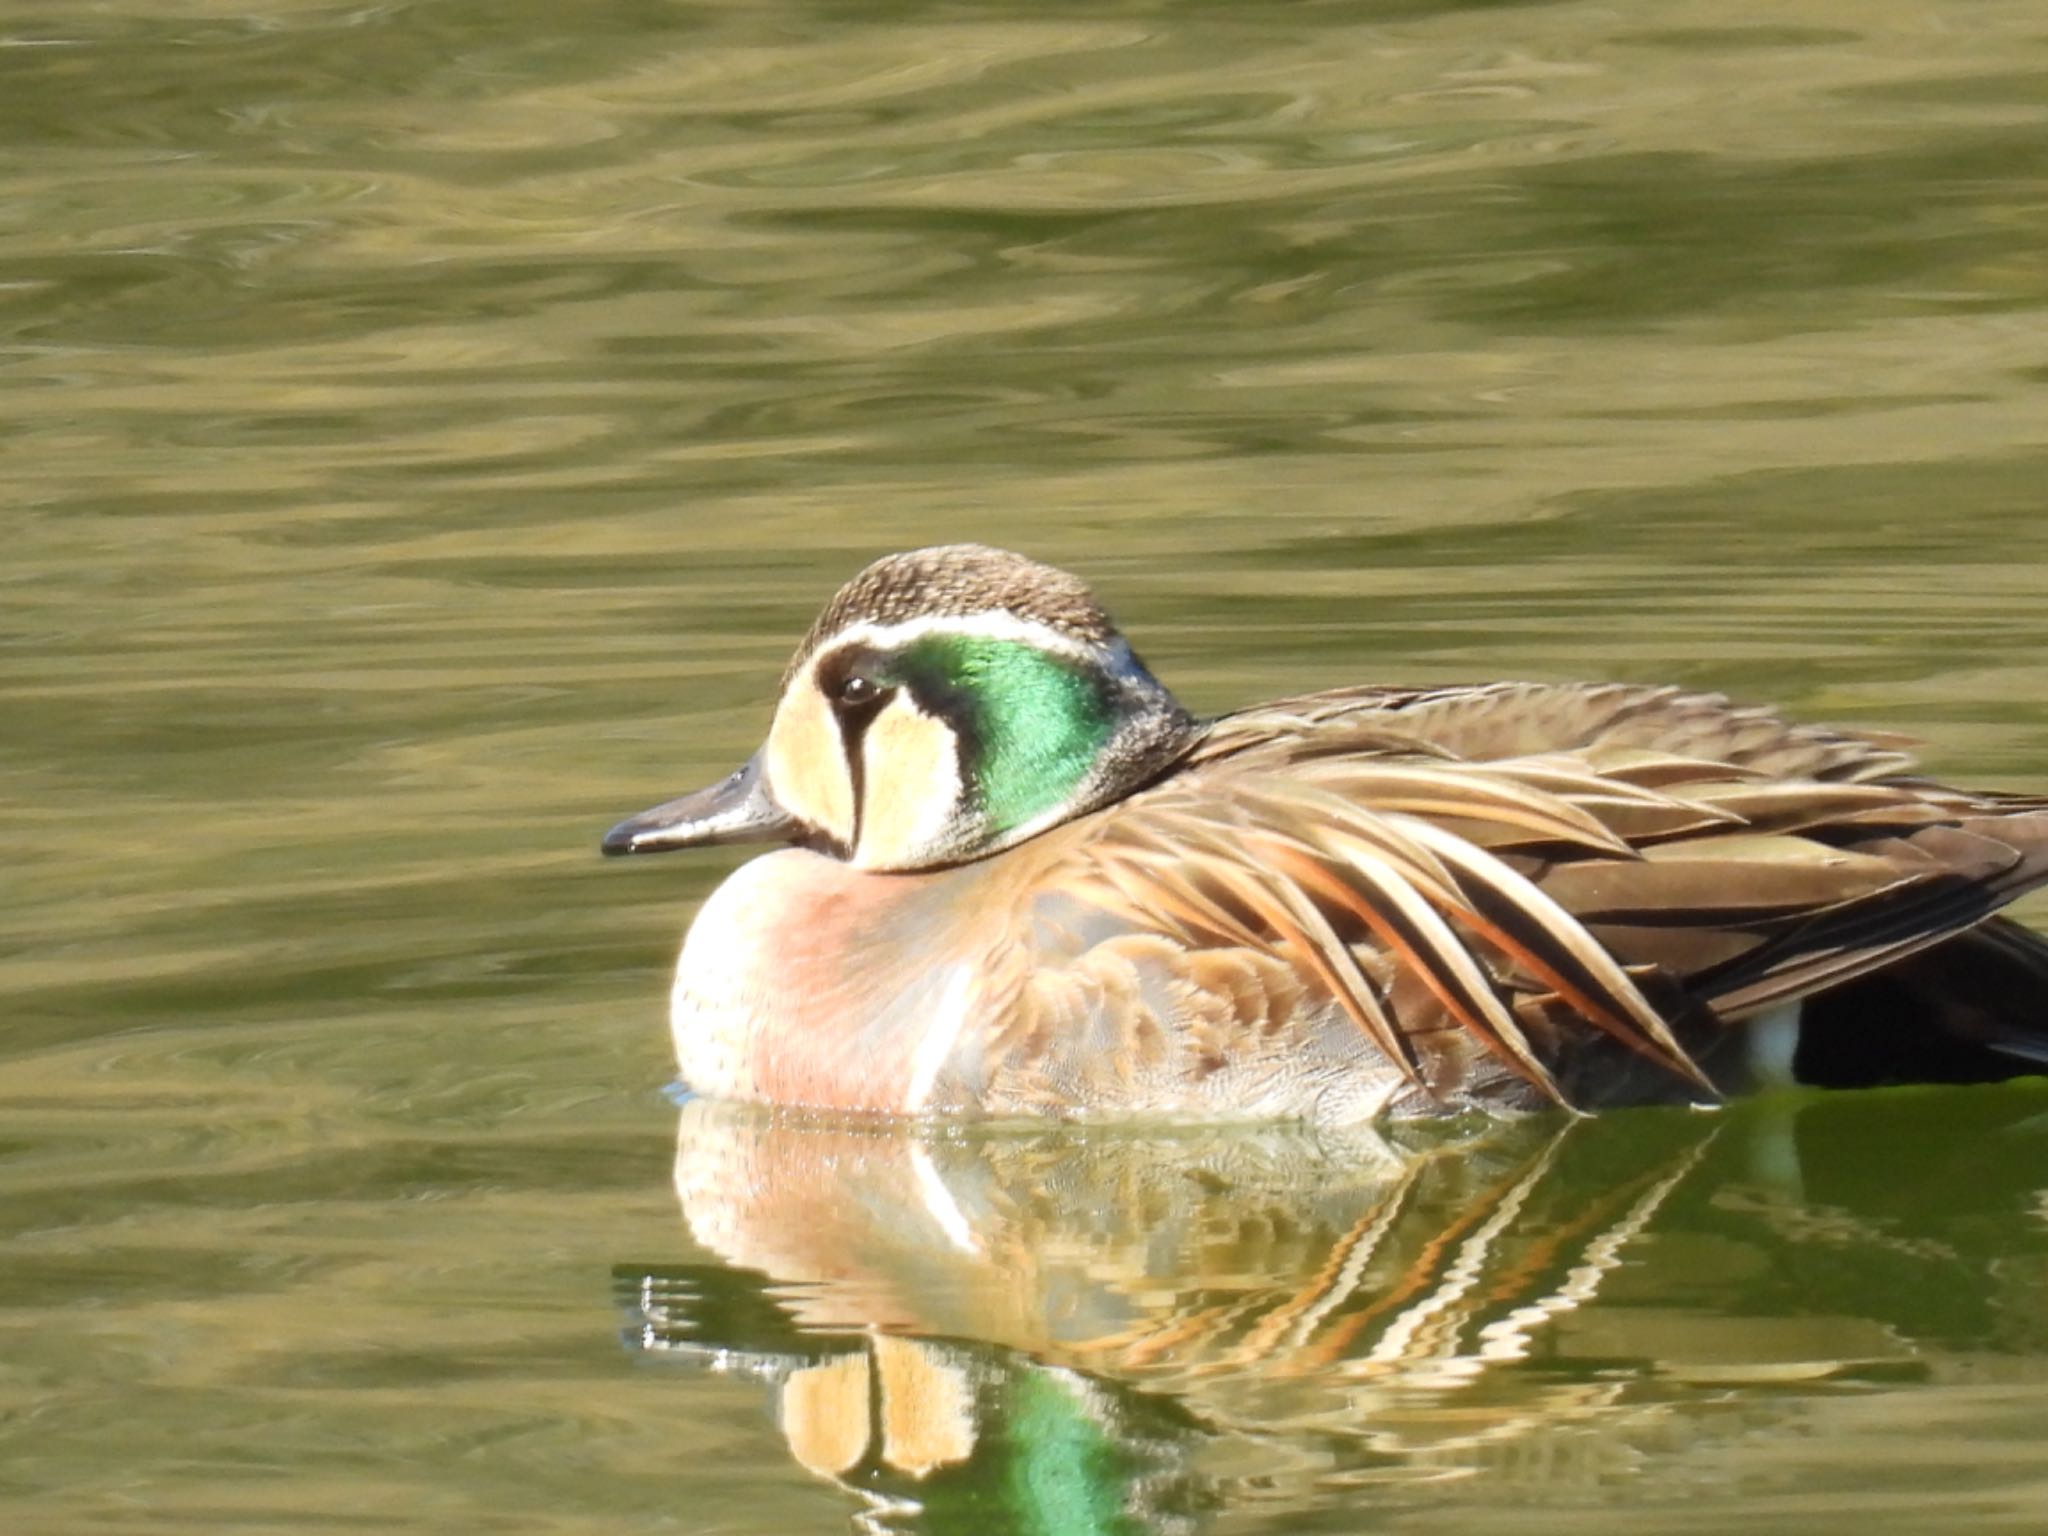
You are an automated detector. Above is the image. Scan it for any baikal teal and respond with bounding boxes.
[604,544,2048,1123]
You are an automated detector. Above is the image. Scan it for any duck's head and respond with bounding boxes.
[602,545,1199,871]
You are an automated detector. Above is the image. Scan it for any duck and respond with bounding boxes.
[603,543,2048,1122]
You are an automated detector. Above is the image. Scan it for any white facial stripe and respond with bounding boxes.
[810,613,1109,671]
[789,615,1150,731]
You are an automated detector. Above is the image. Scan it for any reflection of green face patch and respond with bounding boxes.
[896,635,1115,834]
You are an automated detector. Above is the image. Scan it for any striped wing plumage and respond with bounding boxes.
[1042,683,2048,1111]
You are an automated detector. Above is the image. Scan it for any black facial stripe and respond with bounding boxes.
[815,643,893,850]
[887,664,985,809]
[839,699,887,850]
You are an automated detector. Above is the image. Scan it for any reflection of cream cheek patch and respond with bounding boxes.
[766,681,854,848]
[860,702,961,865]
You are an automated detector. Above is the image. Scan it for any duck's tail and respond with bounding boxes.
[1794,914,2048,1088]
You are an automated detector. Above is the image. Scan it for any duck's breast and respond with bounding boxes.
[669,848,1016,1114]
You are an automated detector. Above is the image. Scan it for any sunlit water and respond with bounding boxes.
[5,2,2048,1532]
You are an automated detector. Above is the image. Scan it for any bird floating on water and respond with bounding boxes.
[604,544,2048,1122]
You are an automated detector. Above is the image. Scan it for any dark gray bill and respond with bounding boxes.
[600,752,800,856]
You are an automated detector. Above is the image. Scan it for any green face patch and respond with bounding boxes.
[894,634,1116,835]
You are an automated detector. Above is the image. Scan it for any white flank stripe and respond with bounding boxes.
[902,965,973,1114]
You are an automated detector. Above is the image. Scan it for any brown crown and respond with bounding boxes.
[783,545,1120,685]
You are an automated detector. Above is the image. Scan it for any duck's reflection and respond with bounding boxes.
[620,1088,2048,1531]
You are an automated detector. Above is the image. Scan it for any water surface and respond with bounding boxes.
[5,1,2048,1532]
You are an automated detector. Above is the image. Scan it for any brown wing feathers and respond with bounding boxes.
[1076,683,2048,1108]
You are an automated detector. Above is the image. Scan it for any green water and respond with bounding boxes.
[5,2,2048,1531]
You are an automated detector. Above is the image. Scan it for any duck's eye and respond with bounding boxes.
[835,674,879,707]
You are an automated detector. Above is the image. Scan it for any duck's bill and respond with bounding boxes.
[601,753,801,856]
